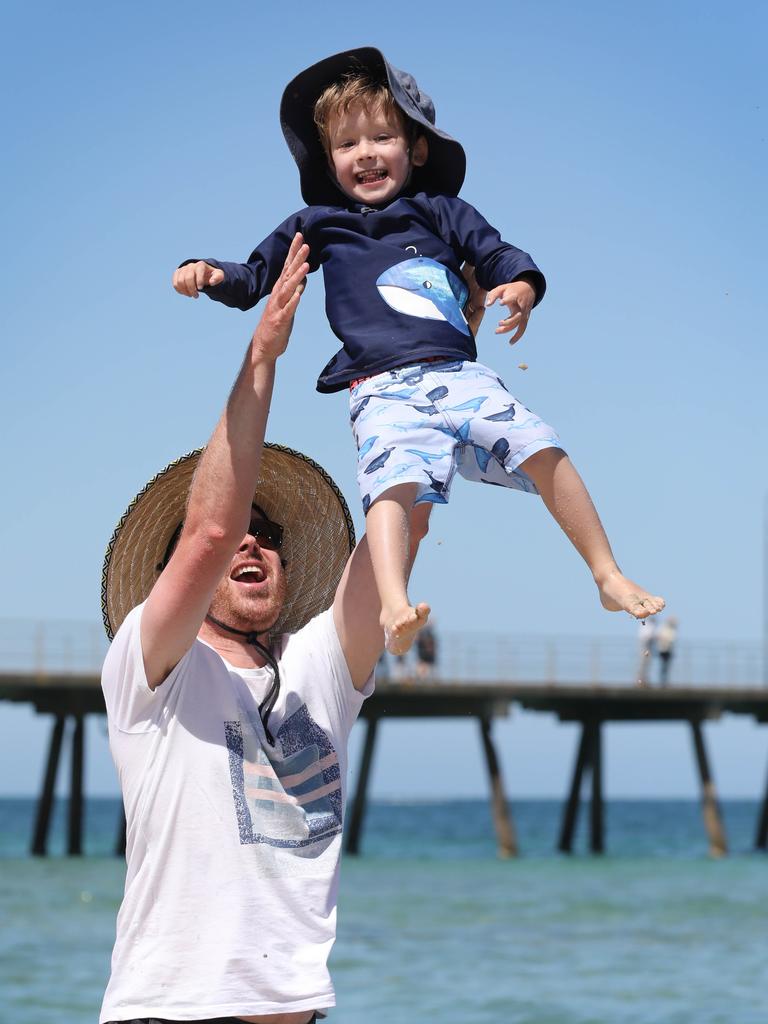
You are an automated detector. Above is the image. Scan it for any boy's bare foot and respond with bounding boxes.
[595,567,665,620]
[382,602,431,656]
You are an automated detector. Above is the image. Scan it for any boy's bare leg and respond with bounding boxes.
[408,502,432,572]
[366,483,431,654]
[519,448,665,620]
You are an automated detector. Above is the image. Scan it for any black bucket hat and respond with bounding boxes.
[280,46,466,207]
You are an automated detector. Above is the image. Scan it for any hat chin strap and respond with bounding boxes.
[205,613,281,746]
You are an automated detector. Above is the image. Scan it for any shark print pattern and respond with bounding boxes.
[350,358,564,510]
[404,448,445,464]
[350,386,421,426]
[483,403,516,422]
[376,258,470,335]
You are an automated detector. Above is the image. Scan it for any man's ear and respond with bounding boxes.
[411,134,428,167]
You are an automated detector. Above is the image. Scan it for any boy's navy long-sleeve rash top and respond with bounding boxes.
[190,193,546,393]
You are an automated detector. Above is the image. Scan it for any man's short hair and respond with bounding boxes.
[313,73,422,157]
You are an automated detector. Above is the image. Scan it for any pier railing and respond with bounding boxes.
[412,632,763,687]
[0,619,761,687]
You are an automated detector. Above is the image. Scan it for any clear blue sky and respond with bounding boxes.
[2,1,766,801]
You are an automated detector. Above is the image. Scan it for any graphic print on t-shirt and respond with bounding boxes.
[224,702,342,848]
[376,257,470,335]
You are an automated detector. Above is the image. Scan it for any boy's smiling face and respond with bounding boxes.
[326,101,427,206]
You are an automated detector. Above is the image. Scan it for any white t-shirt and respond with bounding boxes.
[99,603,373,1023]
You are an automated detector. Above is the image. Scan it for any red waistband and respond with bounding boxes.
[349,355,449,390]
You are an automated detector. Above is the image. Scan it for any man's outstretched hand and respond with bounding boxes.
[251,233,309,363]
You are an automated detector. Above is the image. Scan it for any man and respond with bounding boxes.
[415,621,437,680]
[636,619,656,687]
[656,615,679,686]
[99,234,383,1024]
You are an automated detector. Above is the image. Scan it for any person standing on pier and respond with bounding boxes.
[655,615,679,686]
[636,619,656,686]
[415,621,438,679]
[99,237,384,1024]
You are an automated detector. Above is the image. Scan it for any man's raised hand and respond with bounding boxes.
[172,261,226,298]
[251,233,309,362]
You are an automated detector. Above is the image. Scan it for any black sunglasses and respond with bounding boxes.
[158,507,284,572]
[247,514,283,551]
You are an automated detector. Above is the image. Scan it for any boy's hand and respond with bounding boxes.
[172,261,225,298]
[485,280,536,343]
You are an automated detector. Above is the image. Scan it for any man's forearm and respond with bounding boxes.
[184,343,277,549]
[140,234,307,687]
[184,234,306,548]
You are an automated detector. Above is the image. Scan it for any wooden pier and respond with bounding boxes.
[2,670,767,857]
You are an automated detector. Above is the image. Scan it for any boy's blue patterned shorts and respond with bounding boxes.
[349,359,565,514]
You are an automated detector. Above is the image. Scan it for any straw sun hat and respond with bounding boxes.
[101,444,355,641]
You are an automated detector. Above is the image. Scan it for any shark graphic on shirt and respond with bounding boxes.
[376,258,470,335]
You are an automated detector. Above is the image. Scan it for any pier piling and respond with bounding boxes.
[32,714,65,856]
[690,721,727,857]
[558,723,589,853]
[588,721,604,854]
[755,756,768,851]
[345,716,379,855]
[116,806,127,858]
[479,715,517,858]
[68,714,85,856]
[558,720,604,854]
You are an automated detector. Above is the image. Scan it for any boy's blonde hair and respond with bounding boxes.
[313,73,420,155]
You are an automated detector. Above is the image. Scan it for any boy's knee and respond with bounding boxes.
[410,505,431,544]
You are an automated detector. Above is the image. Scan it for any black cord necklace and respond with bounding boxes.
[205,613,281,746]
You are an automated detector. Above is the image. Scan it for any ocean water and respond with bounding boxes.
[1,798,766,1023]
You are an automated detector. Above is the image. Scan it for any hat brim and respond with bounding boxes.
[102,444,355,641]
[280,47,466,206]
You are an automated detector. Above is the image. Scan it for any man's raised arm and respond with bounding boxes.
[141,234,309,688]
[333,535,384,691]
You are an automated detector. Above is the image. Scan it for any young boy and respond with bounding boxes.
[174,46,664,653]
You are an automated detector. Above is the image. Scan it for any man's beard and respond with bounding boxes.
[208,575,286,635]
